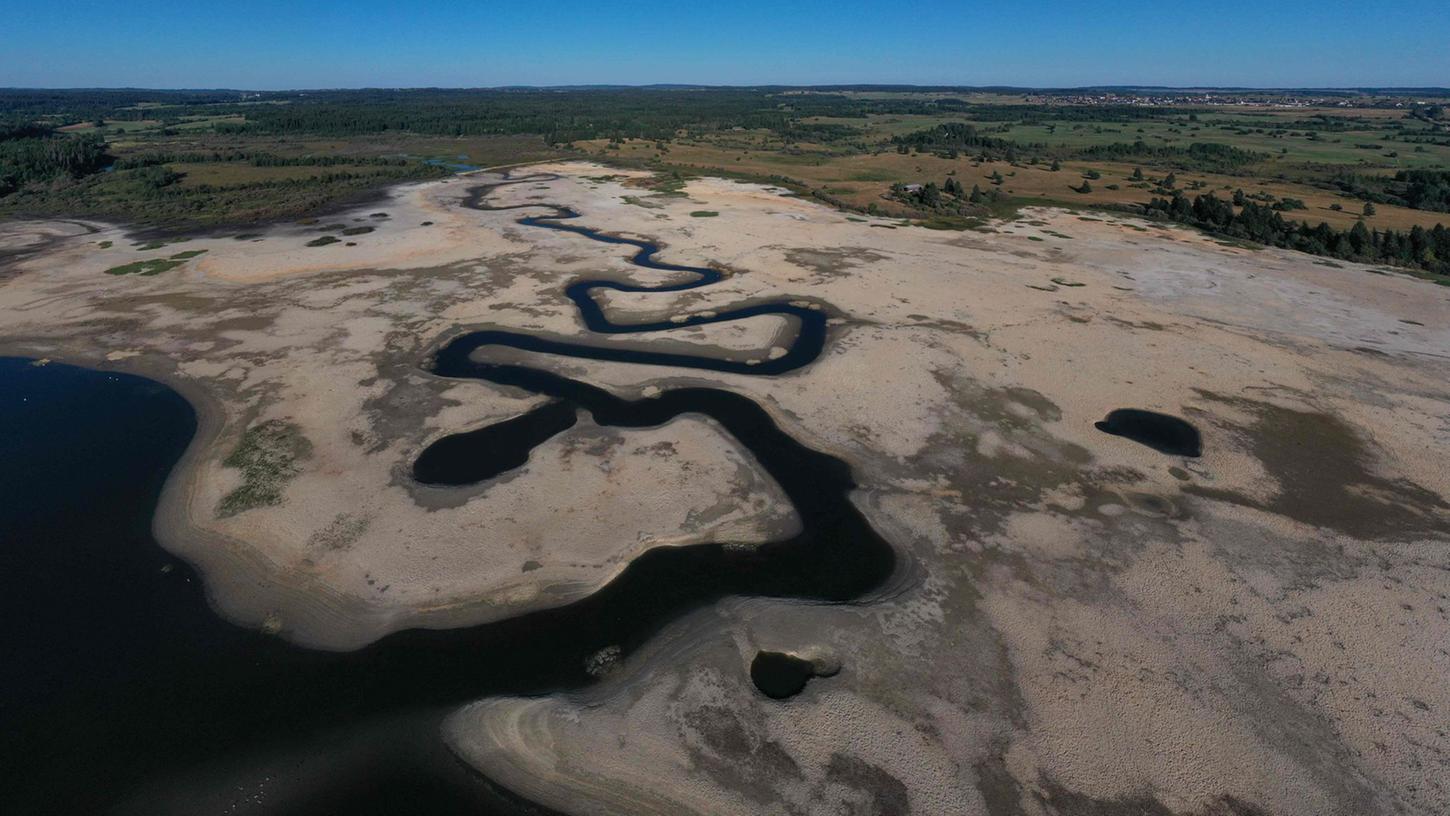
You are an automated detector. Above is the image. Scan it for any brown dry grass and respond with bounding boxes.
[584,137,1449,232]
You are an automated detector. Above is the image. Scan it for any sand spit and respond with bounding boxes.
[3,161,1449,812]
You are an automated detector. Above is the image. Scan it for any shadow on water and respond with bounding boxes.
[3,175,895,813]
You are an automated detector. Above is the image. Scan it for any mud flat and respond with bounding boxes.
[3,161,1449,813]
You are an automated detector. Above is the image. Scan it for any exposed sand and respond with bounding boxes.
[2,161,1448,813]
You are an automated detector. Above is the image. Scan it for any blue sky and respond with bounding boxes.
[3,0,1446,89]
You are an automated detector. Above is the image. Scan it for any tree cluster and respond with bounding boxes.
[1075,141,1266,173]
[0,126,109,196]
[1330,170,1450,214]
[891,123,1022,159]
[1145,191,1449,277]
[891,175,999,212]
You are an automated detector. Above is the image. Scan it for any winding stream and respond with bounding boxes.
[2,173,896,813]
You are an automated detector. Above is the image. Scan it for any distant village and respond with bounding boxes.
[1028,90,1441,109]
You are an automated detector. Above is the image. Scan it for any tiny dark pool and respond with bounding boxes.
[750,651,816,699]
[1095,409,1202,457]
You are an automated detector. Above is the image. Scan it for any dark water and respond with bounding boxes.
[749,651,817,699]
[1094,408,1203,457]
[454,177,828,376]
[414,400,578,485]
[2,176,896,813]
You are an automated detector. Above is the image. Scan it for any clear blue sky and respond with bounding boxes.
[3,0,1446,89]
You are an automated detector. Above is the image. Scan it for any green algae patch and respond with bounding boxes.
[216,420,313,518]
[105,258,187,276]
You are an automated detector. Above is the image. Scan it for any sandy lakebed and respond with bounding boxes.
[2,161,1448,815]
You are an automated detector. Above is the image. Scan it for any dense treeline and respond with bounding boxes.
[1144,191,1449,277]
[1329,170,1450,213]
[892,123,1019,157]
[113,151,414,169]
[0,89,251,126]
[0,126,109,195]
[1075,141,1266,173]
[210,89,887,143]
[0,120,56,141]
[149,90,1064,144]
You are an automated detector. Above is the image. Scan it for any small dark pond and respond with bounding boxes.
[1095,408,1202,457]
[750,651,818,699]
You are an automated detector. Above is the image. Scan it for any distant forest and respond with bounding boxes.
[2,87,1447,279]
[1,88,960,143]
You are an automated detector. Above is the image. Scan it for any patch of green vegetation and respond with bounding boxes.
[689,210,719,217]
[847,169,900,182]
[216,419,313,518]
[916,214,990,231]
[305,235,340,247]
[169,249,207,259]
[104,258,186,276]
[638,172,692,195]
[97,240,112,248]
[340,225,374,235]
[233,233,262,240]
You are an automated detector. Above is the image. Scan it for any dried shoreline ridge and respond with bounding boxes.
[1,161,1447,814]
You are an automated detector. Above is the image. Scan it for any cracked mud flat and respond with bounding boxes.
[2,161,1449,815]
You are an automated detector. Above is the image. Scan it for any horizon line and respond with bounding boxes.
[4,83,1450,95]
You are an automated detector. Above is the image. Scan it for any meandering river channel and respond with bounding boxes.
[1,173,894,814]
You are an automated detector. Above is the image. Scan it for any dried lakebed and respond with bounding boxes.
[1,174,891,813]
[2,162,1449,815]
